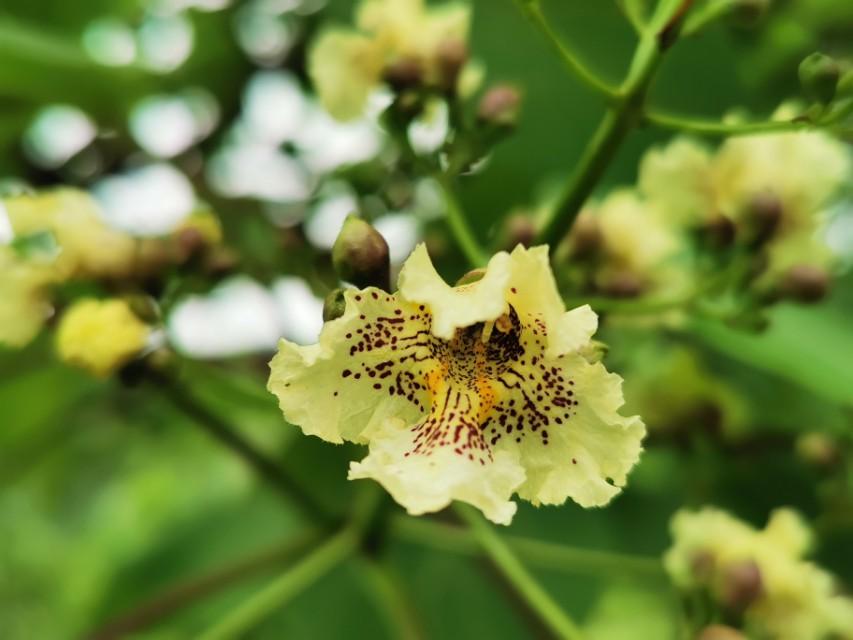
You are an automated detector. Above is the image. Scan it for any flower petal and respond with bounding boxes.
[489,351,645,508]
[349,386,526,525]
[268,288,432,443]
[398,243,512,339]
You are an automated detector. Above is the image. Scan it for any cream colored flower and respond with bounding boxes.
[565,190,682,297]
[309,0,471,120]
[4,189,137,280]
[269,244,645,524]
[56,298,151,378]
[0,248,56,347]
[665,507,853,640]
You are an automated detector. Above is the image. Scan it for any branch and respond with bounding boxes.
[436,174,490,268]
[643,110,814,137]
[454,505,584,640]
[148,369,332,525]
[514,0,619,100]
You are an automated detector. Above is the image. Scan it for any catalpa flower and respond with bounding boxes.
[268,245,645,524]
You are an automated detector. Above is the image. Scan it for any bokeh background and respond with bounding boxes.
[1,0,852,638]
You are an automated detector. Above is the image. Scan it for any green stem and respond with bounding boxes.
[514,0,618,100]
[616,0,648,34]
[436,175,489,267]
[681,0,734,37]
[454,505,584,640]
[643,110,813,137]
[354,557,424,640]
[536,0,682,248]
[148,369,331,525]
[391,515,666,579]
[88,530,320,640]
[197,527,360,640]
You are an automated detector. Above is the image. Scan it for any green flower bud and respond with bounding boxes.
[332,215,391,291]
[322,288,348,322]
[455,268,486,286]
[799,52,840,105]
[719,559,763,613]
[796,432,840,468]
[781,264,830,304]
[477,84,521,129]
[837,68,853,99]
[696,625,748,640]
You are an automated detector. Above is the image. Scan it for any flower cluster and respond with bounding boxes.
[269,244,645,524]
[0,188,222,349]
[558,116,851,312]
[665,507,853,639]
[309,0,473,121]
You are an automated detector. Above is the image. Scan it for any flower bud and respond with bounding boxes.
[502,212,537,249]
[332,215,391,291]
[436,38,468,92]
[799,52,840,104]
[568,215,602,259]
[323,287,348,322]
[727,0,771,27]
[477,85,521,129]
[600,271,643,298]
[176,226,208,260]
[742,192,782,246]
[719,559,763,613]
[837,68,853,100]
[781,264,830,304]
[702,213,736,249]
[455,268,486,286]
[696,625,748,640]
[796,432,840,468]
[383,57,424,92]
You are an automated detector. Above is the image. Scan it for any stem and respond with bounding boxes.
[537,2,676,248]
[391,515,666,579]
[514,0,618,100]
[681,0,734,37]
[643,110,813,137]
[454,505,584,640]
[148,369,331,524]
[354,557,424,640]
[616,0,648,34]
[436,175,489,267]
[197,527,360,640]
[87,530,320,640]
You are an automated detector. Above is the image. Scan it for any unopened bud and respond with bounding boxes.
[799,52,840,105]
[796,432,840,468]
[781,264,829,304]
[477,85,521,129]
[702,213,736,249]
[727,0,771,27]
[323,288,348,322]
[383,57,424,92]
[455,268,486,287]
[332,215,391,291]
[176,226,208,260]
[719,560,763,613]
[837,68,853,100]
[436,38,468,92]
[743,192,782,245]
[568,215,602,259]
[600,271,644,298]
[697,625,748,640]
[503,213,537,249]
[126,294,161,323]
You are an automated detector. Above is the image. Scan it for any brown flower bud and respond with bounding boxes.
[781,264,830,304]
[503,213,537,249]
[600,271,644,298]
[702,213,737,249]
[332,215,391,291]
[176,226,208,260]
[796,432,840,468]
[383,57,424,92]
[727,0,770,28]
[436,38,468,92]
[719,559,763,613]
[743,192,782,245]
[696,624,748,640]
[322,287,347,322]
[477,84,521,129]
[568,215,602,259]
